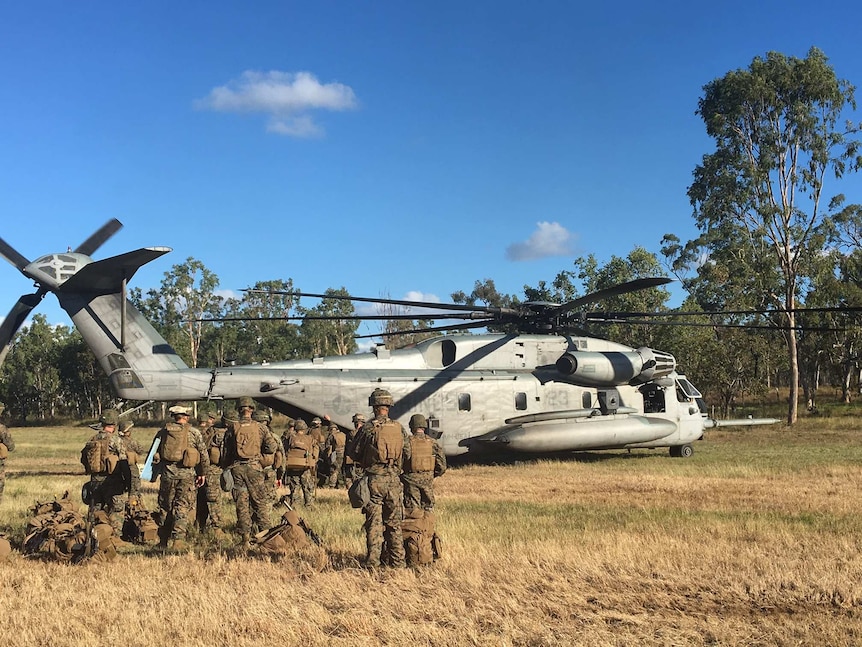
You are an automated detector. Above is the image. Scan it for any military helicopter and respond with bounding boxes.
[0,220,781,458]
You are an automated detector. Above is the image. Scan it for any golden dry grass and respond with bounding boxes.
[1,418,862,646]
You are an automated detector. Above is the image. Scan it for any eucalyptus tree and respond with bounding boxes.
[686,47,861,423]
[297,287,358,357]
[0,315,64,420]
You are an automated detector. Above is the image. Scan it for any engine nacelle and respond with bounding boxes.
[555,347,676,387]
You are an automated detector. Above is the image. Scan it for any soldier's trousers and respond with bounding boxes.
[0,463,6,502]
[263,467,278,507]
[91,474,126,535]
[231,462,270,536]
[402,472,435,511]
[157,474,196,540]
[364,470,405,568]
[196,467,223,530]
[286,470,315,507]
[327,453,345,488]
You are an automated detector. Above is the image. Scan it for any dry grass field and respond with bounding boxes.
[2,412,862,646]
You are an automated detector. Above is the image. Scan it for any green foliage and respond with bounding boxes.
[683,47,862,423]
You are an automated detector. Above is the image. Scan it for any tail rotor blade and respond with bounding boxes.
[0,237,31,272]
[0,290,45,350]
[75,218,123,256]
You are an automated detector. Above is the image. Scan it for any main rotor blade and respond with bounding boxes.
[74,218,123,256]
[0,236,31,272]
[0,290,45,350]
[588,306,862,319]
[557,277,674,315]
[198,313,470,323]
[582,318,843,332]
[354,320,495,340]
[243,289,517,316]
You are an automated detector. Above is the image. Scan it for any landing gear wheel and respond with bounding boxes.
[669,444,694,458]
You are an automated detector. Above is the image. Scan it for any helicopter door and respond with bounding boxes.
[674,377,704,441]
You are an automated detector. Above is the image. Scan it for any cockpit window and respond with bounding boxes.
[676,378,702,399]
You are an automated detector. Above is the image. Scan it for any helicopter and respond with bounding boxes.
[0,219,781,458]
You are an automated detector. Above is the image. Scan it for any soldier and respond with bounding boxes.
[402,414,447,512]
[283,419,318,507]
[347,388,406,569]
[253,408,283,508]
[223,396,277,546]
[151,403,209,550]
[326,423,347,488]
[196,409,232,534]
[342,413,365,489]
[0,414,15,504]
[80,409,126,535]
[309,416,329,485]
[118,420,145,498]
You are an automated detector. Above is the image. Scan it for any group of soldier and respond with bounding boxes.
[72,387,445,567]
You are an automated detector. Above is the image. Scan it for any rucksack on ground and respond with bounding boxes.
[402,509,438,567]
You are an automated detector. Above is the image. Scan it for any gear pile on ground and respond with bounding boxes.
[22,491,119,563]
[252,508,327,569]
[121,496,159,544]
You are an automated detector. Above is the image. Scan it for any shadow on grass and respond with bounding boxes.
[449,448,662,468]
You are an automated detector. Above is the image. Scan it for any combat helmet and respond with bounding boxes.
[368,388,394,407]
[100,409,120,426]
[294,419,308,431]
[223,409,239,422]
[409,414,427,430]
[168,403,192,416]
[252,409,272,422]
[237,396,255,409]
[311,416,322,426]
[352,412,366,424]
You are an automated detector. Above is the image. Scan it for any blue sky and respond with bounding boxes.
[2,1,862,342]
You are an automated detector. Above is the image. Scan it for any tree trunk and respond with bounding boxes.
[786,321,799,425]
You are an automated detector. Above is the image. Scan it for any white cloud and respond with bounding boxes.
[195,71,358,138]
[506,221,575,261]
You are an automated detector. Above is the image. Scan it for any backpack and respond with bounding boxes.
[81,435,109,475]
[402,509,435,566]
[122,498,159,544]
[331,430,346,451]
[406,435,435,473]
[285,434,316,471]
[254,509,312,554]
[161,422,189,462]
[234,421,260,460]
[362,420,403,467]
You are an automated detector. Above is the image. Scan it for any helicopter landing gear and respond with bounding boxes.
[669,444,693,458]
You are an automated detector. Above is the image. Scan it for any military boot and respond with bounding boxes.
[240,533,251,549]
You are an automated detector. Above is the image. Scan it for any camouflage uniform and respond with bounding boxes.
[197,412,229,532]
[402,415,447,512]
[0,423,15,503]
[254,409,283,508]
[348,389,406,568]
[225,398,277,544]
[342,413,365,489]
[326,424,347,488]
[309,417,328,486]
[283,420,318,507]
[118,423,145,497]
[152,405,209,546]
[82,412,126,535]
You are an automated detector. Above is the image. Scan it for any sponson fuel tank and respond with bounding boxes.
[483,415,678,452]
